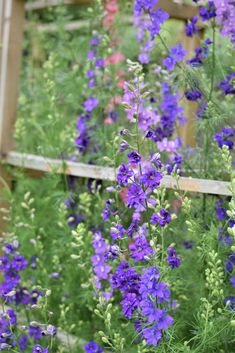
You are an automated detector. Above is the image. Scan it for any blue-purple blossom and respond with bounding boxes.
[32,345,49,353]
[167,246,181,269]
[83,97,99,112]
[84,341,103,353]
[213,128,235,150]
[134,0,158,16]
[199,1,216,21]
[110,224,125,240]
[185,89,202,101]
[142,324,162,346]
[120,292,140,318]
[185,16,198,37]
[129,236,153,262]
[116,164,134,186]
[112,262,141,293]
[127,151,141,164]
[148,9,169,40]
[218,73,235,95]
[127,184,146,209]
[163,44,186,71]
[140,168,163,191]
[18,335,29,352]
[150,208,171,227]
[11,255,28,272]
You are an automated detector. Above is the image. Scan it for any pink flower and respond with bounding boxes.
[105,52,125,65]
[104,117,113,125]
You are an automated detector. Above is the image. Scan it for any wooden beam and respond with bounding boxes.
[179,29,204,147]
[0,0,25,155]
[25,19,89,32]
[25,0,91,11]
[156,0,199,20]
[25,0,199,21]
[5,151,232,196]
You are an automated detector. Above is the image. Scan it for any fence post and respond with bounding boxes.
[0,0,25,230]
[179,27,204,147]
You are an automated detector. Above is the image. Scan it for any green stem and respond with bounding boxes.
[209,19,216,102]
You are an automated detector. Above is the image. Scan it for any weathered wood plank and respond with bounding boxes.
[25,0,90,11]
[180,29,204,147]
[0,0,25,155]
[156,0,198,21]
[25,0,199,21]
[5,151,232,196]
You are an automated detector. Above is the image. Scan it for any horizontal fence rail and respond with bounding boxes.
[25,0,200,22]
[5,151,232,196]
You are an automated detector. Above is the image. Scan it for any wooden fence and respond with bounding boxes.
[0,0,233,197]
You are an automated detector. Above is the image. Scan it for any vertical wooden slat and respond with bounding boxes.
[180,28,204,147]
[0,0,25,155]
[0,0,25,232]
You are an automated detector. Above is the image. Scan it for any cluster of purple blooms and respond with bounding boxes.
[213,128,235,150]
[112,264,174,346]
[218,72,235,95]
[97,56,183,346]
[74,35,102,155]
[133,0,169,64]
[0,242,56,352]
[215,199,235,308]
[91,231,113,300]
[214,0,235,47]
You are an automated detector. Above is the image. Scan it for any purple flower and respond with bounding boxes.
[119,140,130,152]
[140,168,163,191]
[127,184,146,209]
[86,70,95,79]
[185,16,198,37]
[167,246,181,269]
[28,326,42,341]
[3,244,15,254]
[0,255,11,273]
[127,151,141,164]
[199,1,216,21]
[46,325,57,336]
[230,276,235,287]
[163,44,186,71]
[215,199,227,220]
[142,324,162,346]
[87,50,96,60]
[11,255,28,272]
[83,97,99,112]
[134,0,158,15]
[224,296,235,311]
[116,164,134,186]
[166,154,183,175]
[185,89,202,101]
[32,345,49,353]
[90,37,100,46]
[214,0,235,47]
[148,9,169,39]
[110,224,125,240]
[121,292,140,318]
[102,199,113,221]
[213,128,235,150]
[7,309,16,325]
[84,341,103,353]
[218,73,235,95]
[129,236,153,262]
[150,208,171,227]
[112,262,141,293]
[18,335,28,352]
[95,58,105,69]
